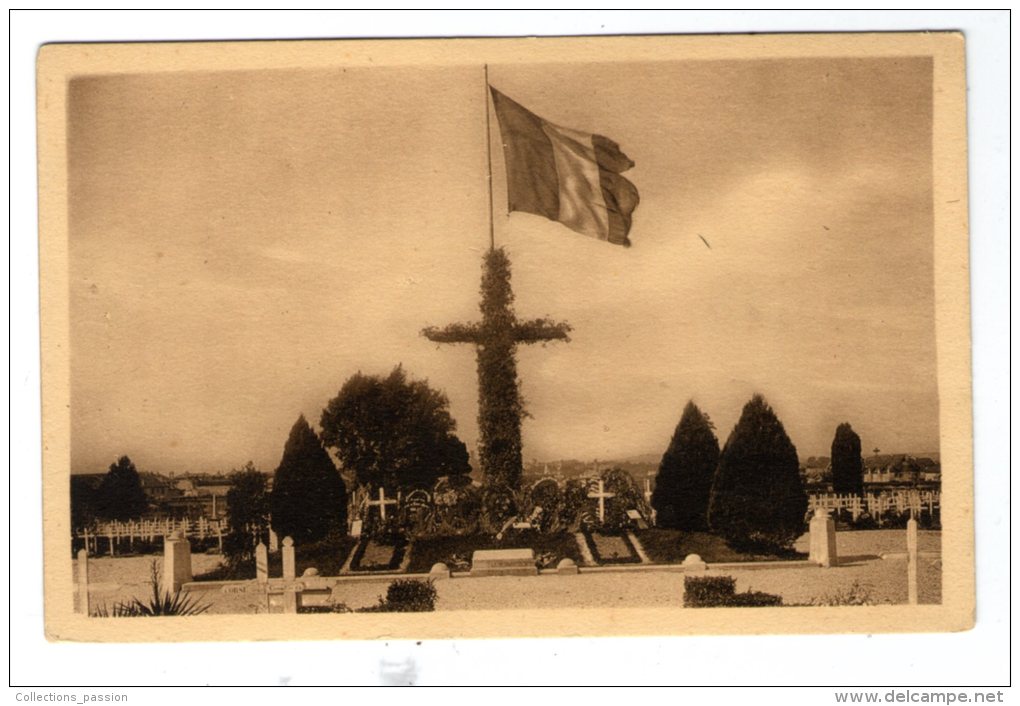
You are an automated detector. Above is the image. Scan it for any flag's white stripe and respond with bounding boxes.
[540,122,609,240]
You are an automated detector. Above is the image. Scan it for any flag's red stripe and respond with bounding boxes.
[593,135,640,247]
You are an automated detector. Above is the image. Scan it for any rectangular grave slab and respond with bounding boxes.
[349,538,406,572]
[470,548,538,577]
[584,532,641,565]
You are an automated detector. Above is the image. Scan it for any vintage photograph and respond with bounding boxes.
[38,33,973,641]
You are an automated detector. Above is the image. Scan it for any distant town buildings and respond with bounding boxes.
[799,453,941,491]
[72,470,266,522]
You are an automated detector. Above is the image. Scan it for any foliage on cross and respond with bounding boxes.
[422,248,570,492]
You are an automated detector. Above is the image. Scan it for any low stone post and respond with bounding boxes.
[163,529,193,593]
[76,548,90,615]
[255,542,269,584]
[809,508,838,567]
[556,558,579,575]
[282,536,296,581]
[906,517,918,605]
[283,585,299,614]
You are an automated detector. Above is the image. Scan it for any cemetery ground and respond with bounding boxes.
[74,528,941,614]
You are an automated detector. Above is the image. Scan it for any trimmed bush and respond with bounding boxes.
[353,578,438,613]
[683,575,783,608]
[684,576,737,607]
[385,578,438,611]
[725,591,783,607]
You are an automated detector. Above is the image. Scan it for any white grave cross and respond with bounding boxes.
[588,479,616,524]
[366,487,398,521]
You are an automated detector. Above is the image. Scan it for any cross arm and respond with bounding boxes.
[513,318,572,344]
[421,322,485,344]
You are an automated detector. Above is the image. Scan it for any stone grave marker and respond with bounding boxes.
[350,519,363,537]
[163,529,193,592]
[255,542,269,584]
[809,508,838,567]
[76,548,90,615]
[282,536,296,580]
[907,517,918,605]
[626,508,649,530]
[470,548,538,577]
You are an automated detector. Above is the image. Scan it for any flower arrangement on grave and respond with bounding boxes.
[522,479,564,533]
[432,478,482,536]
[599,467,651,533]
[559,479,595,532]
[479,482,519,535]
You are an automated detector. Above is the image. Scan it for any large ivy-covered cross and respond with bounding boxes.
[422,248,570,491]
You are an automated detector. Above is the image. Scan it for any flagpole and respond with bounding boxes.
[484,64,495,252]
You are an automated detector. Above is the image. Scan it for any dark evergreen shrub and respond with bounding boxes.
[725,591,783,607]
[95,456,149,521]
[708,395,808,553]
[684,575,782,607]
[223,462,270,565]
[355,578,437,612]
[652,401,720,530]
[831,423,865,496]
[384,578,438,612]
[271,416,347,544]
[684,576,737,606]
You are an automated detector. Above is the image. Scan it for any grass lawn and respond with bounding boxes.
[634,529,806,564]
[407,531,583,573]
[193,536,359,581]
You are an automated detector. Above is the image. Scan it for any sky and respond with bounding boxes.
[68,56,938,475]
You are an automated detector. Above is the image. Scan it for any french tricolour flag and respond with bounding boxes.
[490,87,640,247]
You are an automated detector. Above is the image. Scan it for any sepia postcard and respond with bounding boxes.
[38,33,973,642]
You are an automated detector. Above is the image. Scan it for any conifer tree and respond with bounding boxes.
[708,395,807,552]
[224,461,270,564]
[270,415,348,543]
[95,455,149,521]
[652,401,720,530]
[830,422,864,496]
